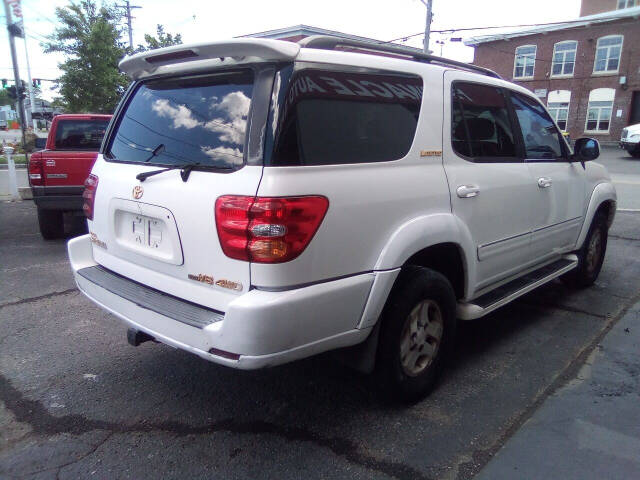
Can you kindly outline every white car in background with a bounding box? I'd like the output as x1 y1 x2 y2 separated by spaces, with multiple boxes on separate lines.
68 36 617 402
620 123 640 158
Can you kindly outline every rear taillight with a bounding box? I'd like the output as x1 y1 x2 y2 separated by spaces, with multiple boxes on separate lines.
82 174 99 220
215 195 329 263
28 155 44 186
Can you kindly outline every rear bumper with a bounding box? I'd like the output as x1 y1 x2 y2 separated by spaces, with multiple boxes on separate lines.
68 234 375 369
32 186 84 211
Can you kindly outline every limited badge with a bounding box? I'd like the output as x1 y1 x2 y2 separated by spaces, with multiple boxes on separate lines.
132 185 144 199
420 150 442 157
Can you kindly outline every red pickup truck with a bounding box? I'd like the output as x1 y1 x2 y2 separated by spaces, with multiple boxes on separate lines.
29 114 112 239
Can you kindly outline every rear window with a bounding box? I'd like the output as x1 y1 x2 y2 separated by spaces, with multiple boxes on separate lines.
107 70 253 168
54 120 109 150
270 68 422 166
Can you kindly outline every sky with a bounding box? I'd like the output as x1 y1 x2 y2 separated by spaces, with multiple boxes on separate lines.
1 0 582 101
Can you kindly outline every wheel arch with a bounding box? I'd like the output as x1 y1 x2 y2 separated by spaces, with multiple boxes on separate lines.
373 213 475 299
575 182 617 250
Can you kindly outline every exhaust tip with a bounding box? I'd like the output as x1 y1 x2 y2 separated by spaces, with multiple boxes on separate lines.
127 328 154 347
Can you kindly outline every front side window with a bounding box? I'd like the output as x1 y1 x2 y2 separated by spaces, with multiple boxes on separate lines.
594 36 623 73
54 119 109 150
514 45 536 79
551 41 577 77
452 82 517 161
107 70 254 168
270 68 422 166
511 93 564 160
585 88 615 132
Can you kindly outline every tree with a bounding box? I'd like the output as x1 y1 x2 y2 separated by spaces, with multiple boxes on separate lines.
0 89 13 107
43 1 129 114
136 25 183 52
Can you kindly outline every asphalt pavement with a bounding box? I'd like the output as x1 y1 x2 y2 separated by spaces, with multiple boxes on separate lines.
1 202 640 480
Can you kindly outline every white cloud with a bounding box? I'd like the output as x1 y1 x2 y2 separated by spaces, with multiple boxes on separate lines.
203 91 251 146
151 99 200 129
200 145 243 165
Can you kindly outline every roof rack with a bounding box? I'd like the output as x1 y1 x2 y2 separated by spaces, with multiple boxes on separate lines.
298 35 501 79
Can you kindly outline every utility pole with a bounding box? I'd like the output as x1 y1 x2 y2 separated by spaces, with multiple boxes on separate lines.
3 0 27 151
118 0 141 50
420 0 434 54
23 29 37 130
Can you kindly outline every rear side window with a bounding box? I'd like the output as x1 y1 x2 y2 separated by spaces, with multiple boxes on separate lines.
510 93 564 160
54 120 109 150
270 68 422 166
452 82 517 161
107 70 253 168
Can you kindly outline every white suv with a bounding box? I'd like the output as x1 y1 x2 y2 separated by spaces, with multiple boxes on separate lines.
620 123 640 158
68 36 617 401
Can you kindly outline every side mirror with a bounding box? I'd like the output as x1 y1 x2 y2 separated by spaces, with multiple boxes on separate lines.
572 137 599 162
35 137 47 150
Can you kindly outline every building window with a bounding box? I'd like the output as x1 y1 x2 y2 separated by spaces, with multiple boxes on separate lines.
547 90 571 131
617 0 638 9
585 88 615 133
594 35 623 73
513 45 536 79
551 41 577 77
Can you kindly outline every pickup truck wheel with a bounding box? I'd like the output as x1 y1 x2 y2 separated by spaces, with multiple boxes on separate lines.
376 266 457 403
562 212 608 288
37 208 64 240
631 149 640 159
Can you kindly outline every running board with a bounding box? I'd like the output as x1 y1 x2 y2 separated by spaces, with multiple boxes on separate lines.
457 255 578 320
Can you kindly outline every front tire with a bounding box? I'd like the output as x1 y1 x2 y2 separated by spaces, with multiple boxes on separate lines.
563 211 608 288
375 266 457 402
630 149 640 159
37 208 64 240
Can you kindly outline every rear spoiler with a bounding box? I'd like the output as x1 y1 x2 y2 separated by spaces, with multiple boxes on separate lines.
119 39 300 80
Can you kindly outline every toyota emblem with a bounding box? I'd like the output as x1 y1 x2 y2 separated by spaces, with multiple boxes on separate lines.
132 185 144 199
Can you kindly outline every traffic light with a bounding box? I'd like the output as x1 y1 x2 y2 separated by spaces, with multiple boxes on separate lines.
1 79 7 89
18 80 27 100
32 78 41 88
7 83 27 101
7 23 24 38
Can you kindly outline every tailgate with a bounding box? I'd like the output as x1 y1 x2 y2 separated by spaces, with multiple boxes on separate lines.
89 158 262 312
86 66 274 313
41 150 97 186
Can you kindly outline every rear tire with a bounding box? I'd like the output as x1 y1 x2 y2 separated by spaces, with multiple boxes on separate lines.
375 266 457 403
562 211 608 288
630 149 640 159
37 208 64 240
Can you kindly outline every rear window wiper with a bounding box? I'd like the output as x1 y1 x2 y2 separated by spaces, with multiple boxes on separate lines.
136 162 232 182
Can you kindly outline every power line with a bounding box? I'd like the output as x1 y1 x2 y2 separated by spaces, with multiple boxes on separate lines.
381 15 637 44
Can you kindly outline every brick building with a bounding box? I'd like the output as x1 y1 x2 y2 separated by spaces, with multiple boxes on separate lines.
465 1 640 143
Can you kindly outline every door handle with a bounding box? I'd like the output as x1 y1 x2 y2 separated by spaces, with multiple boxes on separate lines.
456 184 480 198
537 177 553 188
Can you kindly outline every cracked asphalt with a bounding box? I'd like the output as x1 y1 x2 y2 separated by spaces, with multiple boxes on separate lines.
1 200 640 480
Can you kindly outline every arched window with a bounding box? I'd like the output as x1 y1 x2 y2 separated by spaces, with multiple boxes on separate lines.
551 41 577 77
585 88 615 133
547 90 571 131
513 45 536 79
594 35 623 73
